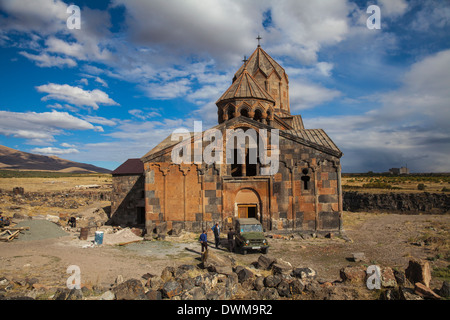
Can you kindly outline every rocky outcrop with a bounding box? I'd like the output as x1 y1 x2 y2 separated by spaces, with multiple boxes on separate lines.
343 191 450 214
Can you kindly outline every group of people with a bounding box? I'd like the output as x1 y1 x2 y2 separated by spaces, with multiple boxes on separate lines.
199 223 235 253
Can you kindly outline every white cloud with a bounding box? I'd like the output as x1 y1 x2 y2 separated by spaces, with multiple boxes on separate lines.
61 142 76 148
289 80 341 111
142 79 192 100
19 51 77 68
36 83 119 110
82 115 117 126
378 0 409 17
0 110 102 144
31 147 80 155
306 49 450 173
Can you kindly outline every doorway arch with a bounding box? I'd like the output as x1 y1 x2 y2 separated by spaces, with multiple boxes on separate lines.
234 188 261 220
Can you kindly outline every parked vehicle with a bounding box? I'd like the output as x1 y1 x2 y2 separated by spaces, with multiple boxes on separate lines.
234 218 269 255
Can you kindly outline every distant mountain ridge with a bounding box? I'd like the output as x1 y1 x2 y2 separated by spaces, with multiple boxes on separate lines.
0 145 111 173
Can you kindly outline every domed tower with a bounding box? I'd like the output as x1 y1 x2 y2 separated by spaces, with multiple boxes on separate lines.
216 42 291 125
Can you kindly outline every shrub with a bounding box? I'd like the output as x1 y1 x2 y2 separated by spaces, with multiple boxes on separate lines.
417 183 426 190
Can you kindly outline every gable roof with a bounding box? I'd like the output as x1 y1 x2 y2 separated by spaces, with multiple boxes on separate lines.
141 116 342 162
112 158 144 175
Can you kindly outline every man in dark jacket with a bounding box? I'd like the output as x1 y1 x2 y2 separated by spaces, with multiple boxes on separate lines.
212 223 220 248
227 228 235 252
199 230 208 253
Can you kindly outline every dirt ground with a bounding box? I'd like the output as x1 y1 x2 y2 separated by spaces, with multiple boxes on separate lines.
1 209 448 293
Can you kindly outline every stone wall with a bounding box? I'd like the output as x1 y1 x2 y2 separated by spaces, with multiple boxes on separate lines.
111 174 145 227
343 191 450 214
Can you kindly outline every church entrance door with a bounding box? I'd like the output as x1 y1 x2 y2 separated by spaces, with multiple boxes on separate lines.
237 204 257 219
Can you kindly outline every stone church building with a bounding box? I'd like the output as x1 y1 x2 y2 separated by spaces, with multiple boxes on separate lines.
111 44 343 234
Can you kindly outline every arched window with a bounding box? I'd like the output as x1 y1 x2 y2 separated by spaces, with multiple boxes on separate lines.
227 106 235 120
301 168 311 190
240 108 249 118
254 109 263 122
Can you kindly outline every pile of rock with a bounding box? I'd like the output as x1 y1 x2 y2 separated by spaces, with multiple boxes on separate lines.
339 257 447 300
1 255 447 300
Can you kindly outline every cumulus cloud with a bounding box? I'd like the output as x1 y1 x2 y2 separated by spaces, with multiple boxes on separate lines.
36 83 119 110
307 49 450 173
0 110 102 144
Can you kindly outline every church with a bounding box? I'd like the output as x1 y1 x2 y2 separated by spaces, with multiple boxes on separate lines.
110 41 344 235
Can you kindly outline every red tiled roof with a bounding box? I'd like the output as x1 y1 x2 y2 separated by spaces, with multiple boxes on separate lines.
112 158 144 175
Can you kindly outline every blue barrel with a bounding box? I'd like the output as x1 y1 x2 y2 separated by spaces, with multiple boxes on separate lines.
95 231 104 245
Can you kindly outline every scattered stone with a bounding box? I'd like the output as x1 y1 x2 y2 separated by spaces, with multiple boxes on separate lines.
277 280 291 297
271 259 292 275
99 290 115 300
255 255 276 270
162 280 182 299
380 267 397 288
237 268 254 283
259 287 279 300
439 281 449 298
405 258 431 288
290 279 305 294
340 266 367 283
113 279 146 300
264 274 282 288
145 289 162 300
351 252 366 262
292 267 316 280
414 282 441 300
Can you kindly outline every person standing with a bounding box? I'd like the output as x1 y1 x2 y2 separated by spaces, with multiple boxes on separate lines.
227 228 235 252
212 223 220 248
199 230 208 253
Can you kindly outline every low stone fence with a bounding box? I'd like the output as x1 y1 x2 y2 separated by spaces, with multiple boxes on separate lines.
343 191 450 214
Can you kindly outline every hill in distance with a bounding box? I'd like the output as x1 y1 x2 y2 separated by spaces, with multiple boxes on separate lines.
0 145 111 173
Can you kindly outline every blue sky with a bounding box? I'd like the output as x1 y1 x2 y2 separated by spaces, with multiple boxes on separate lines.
0 0 449 173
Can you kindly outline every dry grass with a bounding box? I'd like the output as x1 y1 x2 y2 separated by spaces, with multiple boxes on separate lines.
0 175 111 193
342 175 450 194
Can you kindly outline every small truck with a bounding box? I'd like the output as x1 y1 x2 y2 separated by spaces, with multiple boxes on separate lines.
234 218 269 255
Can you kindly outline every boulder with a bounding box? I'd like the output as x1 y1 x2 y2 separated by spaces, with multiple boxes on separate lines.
156 222 168 235
277 280 291 297
160 266 175 282
271 259 292 275
380 267 397 288
253 276 265 291
259 287 279 300
405 258 431 288
290 279 305 294
255 255 276 270
292 267 316 280
340 266 366 283
99 290 115 300
113 279 146 300
162 280 182 299
237 268 254 283
264 274 282 288
351 252 366 262
145 290 162 300
440 281 449 298
414 282 441 300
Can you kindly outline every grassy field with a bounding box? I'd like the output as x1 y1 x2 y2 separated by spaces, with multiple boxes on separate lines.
342 173 450 194
0 170 112 192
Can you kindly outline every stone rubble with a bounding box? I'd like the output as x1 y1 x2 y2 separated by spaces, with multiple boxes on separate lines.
0 255 446 300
